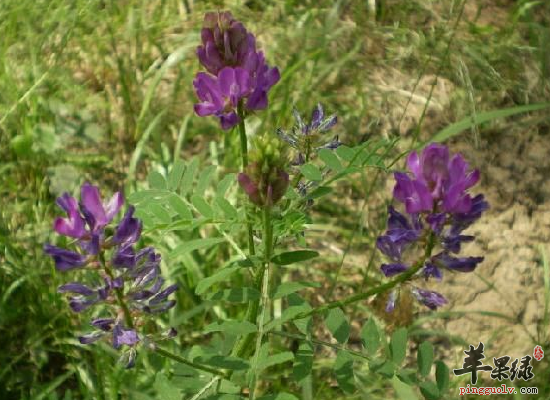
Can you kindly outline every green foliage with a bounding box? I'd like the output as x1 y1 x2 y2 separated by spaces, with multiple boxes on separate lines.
2 0 549 399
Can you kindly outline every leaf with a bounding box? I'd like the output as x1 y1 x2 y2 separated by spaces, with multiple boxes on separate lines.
195 265 242 295
257 351 294 371
206 288 260 303
293 342 313 384
325 308 350 344
167 194 192 220
417 341 434 377
391 327 408 366
215 196 238 219
370 358 395 378
128 189 169 204
203 395 242 400
299 164 322 181
148 171 167 190
149 204 171 224
430 103 550 143
435 361 449 393
391 376 420 400
154 373 180 400
180 157 199 196
271 250 319 266
170 237 225 260
168 159 186 191
196 165 217 196
334 350 355 394
306 186 332 200
287 293 312 335
318 148 343 171
217 173 237 197
419 381 440 400
360 318 380 356
335 145 355 161
191 194 214 218
271 281 321 299
195 355 249 371
204 320 257 335
256 393 299 400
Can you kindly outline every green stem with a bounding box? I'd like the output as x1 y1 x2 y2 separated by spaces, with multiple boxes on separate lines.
249 206 273 400
100 254 134 329
277 232 436 324
152 345 229 378
237 104 255 256
231 207 273 359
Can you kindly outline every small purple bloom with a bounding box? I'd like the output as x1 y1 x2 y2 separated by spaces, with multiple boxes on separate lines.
380 263 409 277
112 323 139 349
412 287 448 310
113 206 142 245
194 11 280 129
58 282 95 296
393 172 433 213
244 52 280 110
78 332 105 344
44 244 87 271
432 253 484 273
386 290 397 313
144 300 176 314
197 11 256 75
422 263 443 280
149 284 178 305
54 193 86 238
193 68 251 130
91 318 115 331
80 182 124 231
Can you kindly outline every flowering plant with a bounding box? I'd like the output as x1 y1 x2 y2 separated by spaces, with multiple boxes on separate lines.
42 10 490 400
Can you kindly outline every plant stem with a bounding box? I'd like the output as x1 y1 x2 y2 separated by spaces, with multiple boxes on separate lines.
249 206 273 400
100 254 134 329
279 234 435 323
237 104 256 256
152 345 229 378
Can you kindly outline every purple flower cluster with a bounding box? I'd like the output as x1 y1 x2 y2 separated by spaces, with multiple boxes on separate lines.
377 144 488 311
278 103 340 166
193 11 280 130
44 183 177 368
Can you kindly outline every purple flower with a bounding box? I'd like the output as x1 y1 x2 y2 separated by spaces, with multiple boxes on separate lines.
377 144 487 312
398 144 480 214
197 11 256 75
244 52 280 110
44 244 87 271
193 67 251 130
193 11 280 129
393 172 433 213
58 282 95 296
386 291 398 313
54 193 86 239
376 206 421 264
47 183 178 367
80 182 124 231
411 287 448 310
277 103 340 165
432 253 484 273
380 263 409 277
113 206 142 245
113 323 140 349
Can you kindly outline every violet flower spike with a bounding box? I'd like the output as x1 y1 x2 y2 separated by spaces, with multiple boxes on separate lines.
377 143 487 311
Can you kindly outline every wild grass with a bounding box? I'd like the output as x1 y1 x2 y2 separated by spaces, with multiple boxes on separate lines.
1 0 549 399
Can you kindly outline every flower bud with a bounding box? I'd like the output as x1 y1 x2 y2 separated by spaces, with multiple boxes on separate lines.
238 135 289 207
